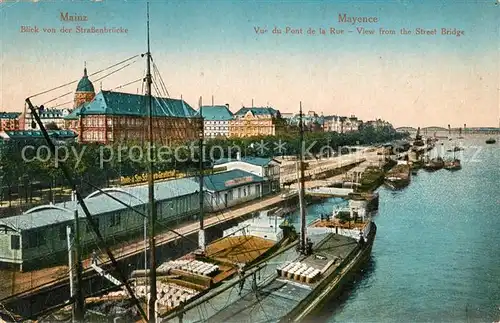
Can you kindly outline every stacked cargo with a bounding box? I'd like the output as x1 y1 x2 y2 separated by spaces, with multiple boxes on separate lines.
276 262 320 284
134 283 198 309
158 259 219 276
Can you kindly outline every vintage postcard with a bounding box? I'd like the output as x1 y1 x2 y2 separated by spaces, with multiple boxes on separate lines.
0 0 498 322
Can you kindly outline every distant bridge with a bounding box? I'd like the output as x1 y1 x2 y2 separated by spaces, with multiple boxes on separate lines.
395 126 448 132
395 126 417 132
395 126 499 134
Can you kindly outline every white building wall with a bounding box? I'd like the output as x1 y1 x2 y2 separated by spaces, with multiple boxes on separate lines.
204 120 230 138
0 231 22 264
208 183 262 211
218 161 263 177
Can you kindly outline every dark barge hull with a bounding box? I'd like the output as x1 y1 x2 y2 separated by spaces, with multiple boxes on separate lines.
281 222 377 322
384 179 409 190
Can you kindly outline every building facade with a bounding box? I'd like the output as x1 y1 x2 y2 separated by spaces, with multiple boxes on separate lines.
64 91 199 145
229 107 284 138
0 112 21 131
65 92 199 145
322 115 340 132
61 66 200 145
198 105 233 138
214 155 281 195
24 109 72 130
322 115 361 133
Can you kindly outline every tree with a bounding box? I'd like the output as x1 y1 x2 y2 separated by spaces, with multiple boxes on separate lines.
45 122 60 130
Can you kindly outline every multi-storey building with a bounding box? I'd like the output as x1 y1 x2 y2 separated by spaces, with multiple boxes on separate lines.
198 105 233 138
65 90 199 144
322 115 340 132
322 115 361 133
24 108 72 130
62 66 200 145
0 112 21 131
344 115 361 132
229 106 284 138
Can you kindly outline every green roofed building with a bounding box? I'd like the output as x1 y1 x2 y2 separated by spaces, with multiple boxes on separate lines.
64 89 200 144
196 104 234 138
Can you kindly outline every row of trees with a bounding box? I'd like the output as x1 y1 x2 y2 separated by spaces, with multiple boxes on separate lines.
0 122 406 192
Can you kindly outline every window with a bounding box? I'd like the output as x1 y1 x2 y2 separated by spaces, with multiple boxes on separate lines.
59 225 66 240
11 235 20 250
38 234 46 246
87 218 99 232
110 214 121 227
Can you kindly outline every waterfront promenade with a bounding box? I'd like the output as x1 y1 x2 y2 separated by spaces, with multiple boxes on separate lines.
289 148 386 189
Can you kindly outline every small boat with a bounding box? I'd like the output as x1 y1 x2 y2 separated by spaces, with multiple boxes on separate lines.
444 159 461 171
423 157 444 171
446 146 463 152
485 138 496 144
384 162 410 189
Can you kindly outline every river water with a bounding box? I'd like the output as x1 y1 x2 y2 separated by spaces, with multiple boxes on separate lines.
299 136 499 323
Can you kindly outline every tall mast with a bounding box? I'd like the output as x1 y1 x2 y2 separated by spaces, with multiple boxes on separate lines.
145 2 157 322
72 190 84 322
298 102 307 254
198 97 205 251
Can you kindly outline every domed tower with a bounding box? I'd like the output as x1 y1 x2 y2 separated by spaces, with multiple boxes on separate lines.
74 64 95 108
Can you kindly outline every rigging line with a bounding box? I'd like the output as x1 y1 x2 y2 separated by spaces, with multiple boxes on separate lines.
152 63 168 98
28 54 141 99
153 61 171 98
254 292 272 322
153 82 175 118
81 180 198 245
42 91 73 106
153 75 175 115
151 81 173 116
26 99 147 322
110 78 144 91
92 59 139 83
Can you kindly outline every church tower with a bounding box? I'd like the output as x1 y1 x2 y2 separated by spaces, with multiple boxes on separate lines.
74 63 95 108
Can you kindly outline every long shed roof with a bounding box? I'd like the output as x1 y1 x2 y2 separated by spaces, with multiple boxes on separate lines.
0 169 263 231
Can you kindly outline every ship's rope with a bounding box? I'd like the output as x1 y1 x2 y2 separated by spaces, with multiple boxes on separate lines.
28 54 140 99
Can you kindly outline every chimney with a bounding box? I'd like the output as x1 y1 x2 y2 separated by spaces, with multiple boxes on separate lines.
236 151 241 161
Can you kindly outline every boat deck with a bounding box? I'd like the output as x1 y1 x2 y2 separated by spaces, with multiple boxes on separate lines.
172 233 358 323
206 236 276 266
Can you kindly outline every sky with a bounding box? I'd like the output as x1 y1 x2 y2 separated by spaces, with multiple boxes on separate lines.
0 0 499 128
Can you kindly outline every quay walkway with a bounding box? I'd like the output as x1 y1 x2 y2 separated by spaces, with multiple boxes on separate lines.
305 187 354 198
290 149 387 190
